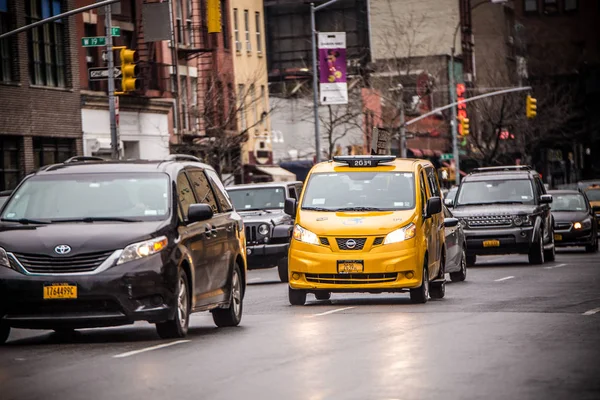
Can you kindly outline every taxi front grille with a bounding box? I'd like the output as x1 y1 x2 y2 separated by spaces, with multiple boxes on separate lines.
373 237 384 246
320 237 330 246
305 273 398 285
336 238 366 250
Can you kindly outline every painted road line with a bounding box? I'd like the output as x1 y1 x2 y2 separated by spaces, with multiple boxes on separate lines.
582 308 600 316
494 276 515 282
313 307 356 317
544 263 567 270
113 340 191 358
248 277 262 283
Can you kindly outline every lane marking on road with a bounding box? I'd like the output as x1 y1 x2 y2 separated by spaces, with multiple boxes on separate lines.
494 276 515 282
113 340 191 358
248 277 262 283
544 263 567 270
312 307 356 317
583 308 600 316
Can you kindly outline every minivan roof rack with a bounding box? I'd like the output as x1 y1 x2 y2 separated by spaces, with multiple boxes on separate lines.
471 165 532 173
63 156 106 164
333 155 396 167
165 154 203 163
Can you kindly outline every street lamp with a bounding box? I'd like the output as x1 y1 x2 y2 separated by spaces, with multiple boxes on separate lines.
310 0 339 163
449 0 507 185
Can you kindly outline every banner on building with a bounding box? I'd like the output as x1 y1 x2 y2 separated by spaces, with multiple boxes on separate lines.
318 32 348 105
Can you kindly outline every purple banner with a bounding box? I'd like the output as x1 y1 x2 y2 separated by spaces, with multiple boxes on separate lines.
318 32 348 105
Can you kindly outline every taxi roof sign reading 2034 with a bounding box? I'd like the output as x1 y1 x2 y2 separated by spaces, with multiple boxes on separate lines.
333 155 396 168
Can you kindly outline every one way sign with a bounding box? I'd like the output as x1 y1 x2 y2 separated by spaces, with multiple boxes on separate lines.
88 67 122 81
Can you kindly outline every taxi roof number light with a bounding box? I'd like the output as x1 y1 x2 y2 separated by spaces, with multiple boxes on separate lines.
332 155 396 168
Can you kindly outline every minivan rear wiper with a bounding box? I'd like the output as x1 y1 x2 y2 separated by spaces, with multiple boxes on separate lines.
51 217 141 223
0 218 50 225
334 207 384 212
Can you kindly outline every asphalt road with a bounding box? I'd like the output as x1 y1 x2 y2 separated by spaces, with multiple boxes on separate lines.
2 249 599 400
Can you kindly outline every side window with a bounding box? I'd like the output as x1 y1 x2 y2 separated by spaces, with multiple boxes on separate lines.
535 178 545 196
426 167 441 198
419 169 428 214
443 206 452 219
177 173 197 220
187 169 219 214
295 183 303 197
288 186 297 200
205 169 234 212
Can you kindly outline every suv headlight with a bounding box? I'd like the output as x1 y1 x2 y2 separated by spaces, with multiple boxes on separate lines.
292 224 319 245
258 224 270 236
117 236 168 265
574 219 592 230
0 247 12 270
514 215 532 226
384 223 416 245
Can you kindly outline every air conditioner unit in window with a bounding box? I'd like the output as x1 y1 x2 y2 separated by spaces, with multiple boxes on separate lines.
236 41 242 52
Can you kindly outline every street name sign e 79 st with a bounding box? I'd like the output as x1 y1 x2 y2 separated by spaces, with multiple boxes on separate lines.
88 67 122 81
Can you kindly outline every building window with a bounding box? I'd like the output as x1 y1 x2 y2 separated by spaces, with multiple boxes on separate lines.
260 85 266 123
180 76 189 131
221 0 229 49
0 0 14 83
233 8 240 52
186 0 192 45
543 0 558 14
250 84 257 125
191 77 198 131
238 84 246 131
33 138 74 169
255 12 262 53
176 0 183 44
564 0 577 12
26 0 66 87
244 10 250 52
0 136 22 191
524 0 538 12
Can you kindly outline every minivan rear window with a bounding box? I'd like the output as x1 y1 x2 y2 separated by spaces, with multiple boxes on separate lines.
301 172 415 211
0 173 170 222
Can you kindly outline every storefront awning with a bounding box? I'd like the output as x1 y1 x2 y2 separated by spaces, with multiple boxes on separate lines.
255 166 297 182
422 149 434 157
408 148 423 157
433 150 443 157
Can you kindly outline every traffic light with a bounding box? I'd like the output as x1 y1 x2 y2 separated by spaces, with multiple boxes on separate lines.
460 117 470 136
120 48 140 93
526 94 537 119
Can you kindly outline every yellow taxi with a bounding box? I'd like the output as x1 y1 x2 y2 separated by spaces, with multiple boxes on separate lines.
284 155 453 305
584 184 600 232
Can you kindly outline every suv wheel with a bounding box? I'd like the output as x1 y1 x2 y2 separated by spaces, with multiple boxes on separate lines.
277 257 289 283
212 264 244 327
528 228 545 265
544 229 556 262
410 263 429 304
288 287 306 306
156 268 190 339
450 248 467 282
0 322 10 345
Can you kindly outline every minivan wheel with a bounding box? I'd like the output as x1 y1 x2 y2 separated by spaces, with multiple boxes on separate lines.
156 268 190 339
410 264 429 304
450 248 467 282
0 323 10 345
528 229 545 265
288 287 307 306
277 257 289 283
212 264 244 327
429 281 445 299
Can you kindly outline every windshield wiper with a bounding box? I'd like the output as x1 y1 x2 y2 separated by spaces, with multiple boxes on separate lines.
334 207 385 212
50 217 141 223
0 218 51 225
240 208 272 213
302 207 334 212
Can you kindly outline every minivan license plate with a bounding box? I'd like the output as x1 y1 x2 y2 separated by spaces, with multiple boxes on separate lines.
43 283 77 300
338 260 364 273
483 240 500 248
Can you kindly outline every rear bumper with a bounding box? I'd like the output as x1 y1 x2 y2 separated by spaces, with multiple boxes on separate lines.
464 226 534 256
246 243 288 269
0 254 177 330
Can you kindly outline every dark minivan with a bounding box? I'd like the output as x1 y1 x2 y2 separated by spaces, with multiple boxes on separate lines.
0 155 247 344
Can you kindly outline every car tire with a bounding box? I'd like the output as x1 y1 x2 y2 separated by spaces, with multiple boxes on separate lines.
212 264 244 327
450 248 467 282
314 291 331 301
156 268 190 339
0 322 9 345
410 264 429 304
528 229 545 265
429 281 445 299
585 234 598 253
277 257 289 283
288 287 306 306
466 254 476 267
544 233 556 262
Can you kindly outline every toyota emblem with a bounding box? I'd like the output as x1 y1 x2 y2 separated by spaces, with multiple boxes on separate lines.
54 245 72 255
345 239 356 249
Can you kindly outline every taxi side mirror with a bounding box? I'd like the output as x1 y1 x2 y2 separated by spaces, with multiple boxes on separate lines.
426 197 442 217
284 198 297 217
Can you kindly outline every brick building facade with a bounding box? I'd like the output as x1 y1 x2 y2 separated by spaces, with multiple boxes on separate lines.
0 0 82 191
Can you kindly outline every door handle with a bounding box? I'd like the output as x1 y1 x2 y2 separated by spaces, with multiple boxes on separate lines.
205 226 213 238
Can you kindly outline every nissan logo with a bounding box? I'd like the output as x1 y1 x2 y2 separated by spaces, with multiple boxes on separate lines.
54 245 72 255
345 239 357 249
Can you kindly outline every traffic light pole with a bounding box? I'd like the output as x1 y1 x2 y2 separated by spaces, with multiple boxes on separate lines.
104 4 119 160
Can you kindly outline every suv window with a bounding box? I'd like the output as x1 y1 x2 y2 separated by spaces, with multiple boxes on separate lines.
456 178 535 206
177 173 196 220
534 177 545 198
205 169 233 212
288 186 297 200
187 169 219 214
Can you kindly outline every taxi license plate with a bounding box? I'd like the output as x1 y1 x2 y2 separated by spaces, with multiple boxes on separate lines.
337 260 364 274
483 240 500 248
554 234 562 241
43 283 77 300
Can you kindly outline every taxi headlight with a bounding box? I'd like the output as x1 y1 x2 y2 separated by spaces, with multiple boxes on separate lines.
292 224 319 245
117 236 168 265
384 223 416 245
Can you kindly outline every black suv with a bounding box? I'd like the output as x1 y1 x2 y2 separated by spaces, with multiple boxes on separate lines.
448 166 555 265
0 155 247 344
227 182 302 282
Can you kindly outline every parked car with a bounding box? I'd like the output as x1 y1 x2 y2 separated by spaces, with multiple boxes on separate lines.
582 184 600 232
285 155 448 305
443 205 467 282
227 182 302 282
448 165 555 266
0 155 247 344
548 190 598 252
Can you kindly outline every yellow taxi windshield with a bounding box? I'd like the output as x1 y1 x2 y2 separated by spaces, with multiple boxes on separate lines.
300 171 415 212
585 188 600 202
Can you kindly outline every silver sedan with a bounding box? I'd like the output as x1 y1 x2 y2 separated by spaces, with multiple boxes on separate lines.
443 205 467 282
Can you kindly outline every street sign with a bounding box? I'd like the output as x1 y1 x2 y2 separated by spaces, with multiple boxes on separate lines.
111 27 120 37
102 50 108 62
88 67 121 81
440 153 454 160
82 36 106 47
